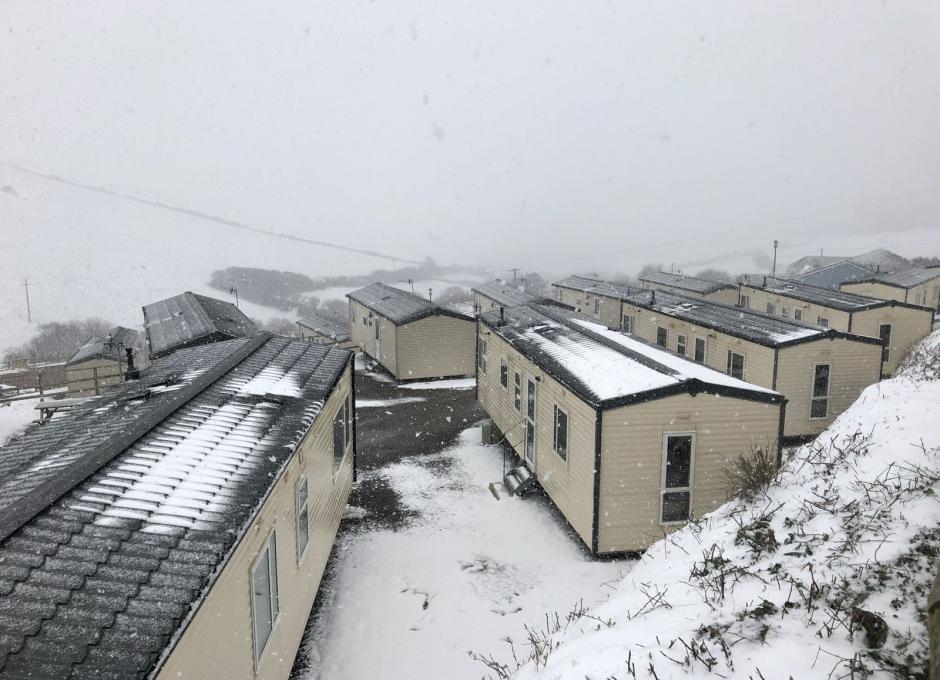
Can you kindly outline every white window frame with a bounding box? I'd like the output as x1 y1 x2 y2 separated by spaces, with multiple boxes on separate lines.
676 334 687 356
766 302 776 315
296 476 310 562
693 336 707 364
500 357 508 389
809 363 830 420
727 350 745 380
794 308 803 321
513 371 522 412
250 532 280 665
656 327 668 348
738 294 750 308
332 402 348 478
479 337 488 373
879 323 892 364
817 316 829 328
660 432 695 526
552 404 569 463
622 314 635 333
781 305 790 318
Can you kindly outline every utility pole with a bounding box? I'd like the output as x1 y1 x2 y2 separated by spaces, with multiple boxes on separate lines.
428 288 433 301
508 268 521 282
772 240 779 278
408 278 415 294
229 286 239 307
24 279 31 323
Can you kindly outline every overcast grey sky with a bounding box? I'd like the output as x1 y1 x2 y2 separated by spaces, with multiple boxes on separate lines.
2 0 939 278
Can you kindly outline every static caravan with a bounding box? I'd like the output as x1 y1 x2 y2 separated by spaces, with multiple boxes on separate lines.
739 276 934 377
472 280 539 315
477 304 784 556
639 271 739 305
840 268 940 310
297 312 356 349
0 334 355 680
64 325 149 397
793 261 874 290
347 282 475 381
619 290 882 439
551 275 637 330
143 291 259 359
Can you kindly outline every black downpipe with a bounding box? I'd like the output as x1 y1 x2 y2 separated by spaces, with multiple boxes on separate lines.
350 357 358 483
591 408 603 557
776 400 787 466
771 348 779 391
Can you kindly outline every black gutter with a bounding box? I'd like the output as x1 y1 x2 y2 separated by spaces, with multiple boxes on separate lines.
591 408 603 557
350 355 358 483
771 348 779 391
776 399 788 466
474 319 481 403
0 332 272 544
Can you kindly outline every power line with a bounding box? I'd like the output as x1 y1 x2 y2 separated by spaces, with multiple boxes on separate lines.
0 161 425 266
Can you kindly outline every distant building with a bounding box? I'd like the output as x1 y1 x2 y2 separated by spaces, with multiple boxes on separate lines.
64 325 148 397
477 303 784 556
840 268 940 309
785 248 910 277
297 312 355 348
143 291 258 359
619 290 882 438
793 260 874 290
638 271 739 305
551 275 638 329
472 279 539 314
347 282 475 380
739 276 935 376
0 333 355 680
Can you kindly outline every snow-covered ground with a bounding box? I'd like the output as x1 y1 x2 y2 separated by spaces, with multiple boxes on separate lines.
0 399 41 445
399 377 476 391
492 330 940 680
297 428 626 680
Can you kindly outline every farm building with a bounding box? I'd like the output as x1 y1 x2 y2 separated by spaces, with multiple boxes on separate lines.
551 275 637 330
64 325 148 397
0 333 355 680
477 303 785 556
297 312 355 348
472 279 539 314
618 290 883 438
793 260 874 289
638 271 739 305
347 282 475 381
143 291 258 359
738 276 935 376
840 268 940 309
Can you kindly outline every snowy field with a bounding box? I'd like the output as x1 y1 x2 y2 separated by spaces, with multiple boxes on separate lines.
296 428 627 680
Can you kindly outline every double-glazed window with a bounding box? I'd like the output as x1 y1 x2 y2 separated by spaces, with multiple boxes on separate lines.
661 434 693 524
781 306 790 318
810 364 830 419
251 533 279 661
552 405 568 461
766 302 775 315
593 298 601 315
739 294 750 309
296 477 309 558
656 327 668 348
333 402 348 473
879 324 892 363
500 358 508 388
676 335 687 356
513 372 522 412
726 351 745 379
817 316 829 328
794 308 803 321
622 315 635 333
478 337 488 373
693 337 706 363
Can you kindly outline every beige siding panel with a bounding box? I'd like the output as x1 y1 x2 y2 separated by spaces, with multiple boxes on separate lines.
553 285 622 329
477 327 597 547
348 300 398 377
775 338 881 437
840 281 906 303
851 305 934 376
156 366 354 680
641 282 738 306
739 285 853 330
474 292 502 315
598 394 781 553
621 301 775 386
396 315 476 380
297 327 357 350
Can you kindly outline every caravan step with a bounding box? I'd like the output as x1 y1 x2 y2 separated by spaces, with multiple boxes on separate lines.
511 465 532 483
504 472 522 495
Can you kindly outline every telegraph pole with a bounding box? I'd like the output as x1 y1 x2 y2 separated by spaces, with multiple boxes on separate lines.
772 240 779 278
24 279 31 322
508 267 521 282
229 286 239 307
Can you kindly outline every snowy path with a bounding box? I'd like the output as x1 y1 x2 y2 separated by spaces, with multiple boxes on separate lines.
294 428 628 680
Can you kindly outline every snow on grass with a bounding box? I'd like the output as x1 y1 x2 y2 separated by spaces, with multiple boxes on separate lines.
0 399 39 446
356 397 426 408
398 377 476 391
492 330 940 680
298 429 626 680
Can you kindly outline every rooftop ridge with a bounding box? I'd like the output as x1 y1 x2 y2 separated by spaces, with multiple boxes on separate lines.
0 333 272 544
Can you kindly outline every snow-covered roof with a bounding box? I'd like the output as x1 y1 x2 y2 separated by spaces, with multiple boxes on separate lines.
848 267 940 289
741 275 888 312
66 325 140 366
347 282 472 325
481 305 781 408
793 260 874 290
848 247 911 273
639 271 736 294
552 275 637 300
143 291 259 358
472 279 539 308
623 290 878 348
0 334 352 679
297 312 350 341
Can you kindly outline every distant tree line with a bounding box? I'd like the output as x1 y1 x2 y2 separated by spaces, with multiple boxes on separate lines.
3 318 113 364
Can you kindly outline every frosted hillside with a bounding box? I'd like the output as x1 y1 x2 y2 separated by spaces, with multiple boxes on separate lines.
490 331 940 680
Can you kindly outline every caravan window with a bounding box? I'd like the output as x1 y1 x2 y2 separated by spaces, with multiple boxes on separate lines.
661 434 693 524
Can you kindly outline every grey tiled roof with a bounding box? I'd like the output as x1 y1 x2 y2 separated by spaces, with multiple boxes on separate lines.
850 267 940 289
639 271 735 294
297 312 350 341
848 248 910 273
793 261 874 290
741 276 886 312
0 334 352 679
552 275 637 300
472 280 538 308
622 290 880 348
346 282 472 325
66 327 140 367
142 292 258 359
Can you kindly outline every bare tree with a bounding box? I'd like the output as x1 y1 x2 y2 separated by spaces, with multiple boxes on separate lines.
3 318 114 364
